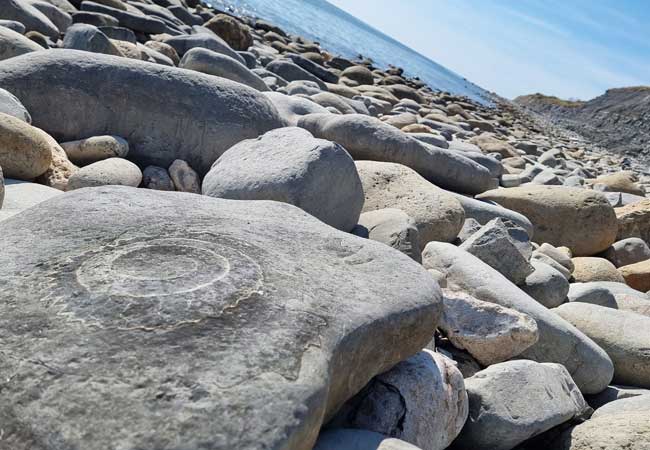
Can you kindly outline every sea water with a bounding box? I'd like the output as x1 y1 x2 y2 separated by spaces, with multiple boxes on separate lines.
206 0 491 103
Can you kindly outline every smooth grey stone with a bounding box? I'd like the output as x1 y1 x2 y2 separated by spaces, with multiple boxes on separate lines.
80 1 173 35
549 412 650 450
237 50 257 69
456 151 503 178
298 114 494 195
168 4 202 26
285 52 338 83
448 191 534 237
253 67 289 87
0 179 62 222
180 47 269 91
460 218 534 284
568 282 618 307
0 0 59 38
602 237 650 267
0 23 42 60
266 58 327 90
310 92 357 114
27 0 72 32
586 385 650 409
0 88 31 123
138 42 174 66
314 429 422 450
451 360 591 450
128 1 183 27
62 23 122 55
98 25 135 43
0 185 442 449
168 159 200 193
67 157 142 190
72 11 119 27
0 19 26 33
521 260 569 308
142 165 174 191
592 394 650 418
422 242 614 394
536 242 574 272
264 91 329 127
0 50 283 175
285 80 323 96
60 135 128 166
202 127 364 232
330 350 467 450
555 302 650 388
356 208 421 262
163 33 245 64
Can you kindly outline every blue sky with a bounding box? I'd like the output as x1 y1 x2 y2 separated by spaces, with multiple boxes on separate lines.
328 0 650 100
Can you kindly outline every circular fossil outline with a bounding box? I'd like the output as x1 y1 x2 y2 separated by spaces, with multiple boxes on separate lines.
65 236 264 328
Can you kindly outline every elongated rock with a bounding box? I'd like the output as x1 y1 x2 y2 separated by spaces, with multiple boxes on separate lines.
0 186 441 450
0 50 283 175
0 25 43 61
180 47 270 92
554 302 650 388
422 242 614 394
477 186 618 256
0 0 60 39
298 114 495 194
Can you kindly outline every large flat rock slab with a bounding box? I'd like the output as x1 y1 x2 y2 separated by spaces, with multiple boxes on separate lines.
0 186 441 450
0 50 284 175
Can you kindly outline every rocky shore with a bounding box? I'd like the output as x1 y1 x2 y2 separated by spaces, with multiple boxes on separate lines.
1 1 650 449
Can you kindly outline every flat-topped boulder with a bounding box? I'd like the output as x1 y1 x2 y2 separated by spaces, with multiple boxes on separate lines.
0 186 441 450
0 50 283 175
356 161 465 246
477 186 618 256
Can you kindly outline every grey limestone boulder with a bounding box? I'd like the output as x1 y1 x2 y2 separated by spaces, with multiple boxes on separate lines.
0 178 62 222
67 157 142 190
142 165 174 191
0 0 60 38
179 47 269 91
451 360 591 450
355 208 421 262
586 384 650 409
266 58 327 89
202 127 364 232
264 91 330 127
592 394 650 418
60 135 129 166
0 186 442 450
356 160 464 247
0 50 284 175
520 260 569 308
422 242 614 394
298 113 496 195
551 413 650 450
602 237 650 268
62 23 123 55
330 350 468 450
0 24 43 60
554 302 650 388
459 218 534 284
0 88 31 123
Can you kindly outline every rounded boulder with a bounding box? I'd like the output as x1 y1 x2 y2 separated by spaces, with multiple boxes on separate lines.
477 186 618 256
202 127 364 232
